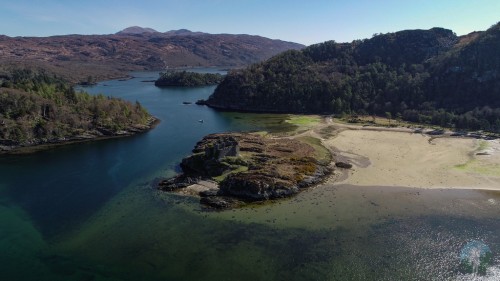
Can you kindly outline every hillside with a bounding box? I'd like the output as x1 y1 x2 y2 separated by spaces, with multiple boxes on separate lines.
206 23 500 132
0 69 155 153
154 71 225 87
0 27 303 83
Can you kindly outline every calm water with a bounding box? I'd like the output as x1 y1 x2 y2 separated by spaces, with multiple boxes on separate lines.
1 70 499 281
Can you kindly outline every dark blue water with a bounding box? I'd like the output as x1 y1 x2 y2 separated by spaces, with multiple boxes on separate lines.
1 70 288 238
1 70 499 281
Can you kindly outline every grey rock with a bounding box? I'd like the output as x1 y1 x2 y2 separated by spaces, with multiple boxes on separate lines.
335 162 353 169
199 189 220 197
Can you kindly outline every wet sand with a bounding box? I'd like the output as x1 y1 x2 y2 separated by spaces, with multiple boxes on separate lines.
324 128 500 190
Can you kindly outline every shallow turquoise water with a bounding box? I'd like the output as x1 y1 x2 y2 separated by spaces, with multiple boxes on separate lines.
1 70 499 280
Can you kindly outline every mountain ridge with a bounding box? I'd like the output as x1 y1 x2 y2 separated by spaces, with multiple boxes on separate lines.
0 29 304 83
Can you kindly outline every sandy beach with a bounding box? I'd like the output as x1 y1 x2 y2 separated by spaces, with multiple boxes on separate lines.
324 127 500 190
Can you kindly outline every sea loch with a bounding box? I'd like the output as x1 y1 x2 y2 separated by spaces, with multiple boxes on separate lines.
1 70 499 280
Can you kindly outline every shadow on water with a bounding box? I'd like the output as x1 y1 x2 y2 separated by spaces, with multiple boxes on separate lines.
9 183 500 281
0 71 296 240
2 138 132 237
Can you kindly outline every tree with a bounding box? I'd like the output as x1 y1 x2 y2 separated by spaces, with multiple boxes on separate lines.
385 112 392 124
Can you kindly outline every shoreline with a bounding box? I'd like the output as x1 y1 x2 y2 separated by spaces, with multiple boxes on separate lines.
0 117 160 155
321 121 500 191
162 115 500 208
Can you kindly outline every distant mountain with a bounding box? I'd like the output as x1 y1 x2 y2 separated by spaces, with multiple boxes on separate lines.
117 26 205 36
164 29 206 36
206 23 500 132
116 26 159 34
0 29 304 83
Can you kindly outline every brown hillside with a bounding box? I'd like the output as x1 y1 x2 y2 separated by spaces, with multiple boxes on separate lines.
0 31 303 83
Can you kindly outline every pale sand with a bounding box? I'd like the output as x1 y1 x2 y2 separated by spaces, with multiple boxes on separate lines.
324 129 500 190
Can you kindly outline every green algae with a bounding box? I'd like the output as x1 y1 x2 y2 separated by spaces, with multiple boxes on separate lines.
454 140 500 176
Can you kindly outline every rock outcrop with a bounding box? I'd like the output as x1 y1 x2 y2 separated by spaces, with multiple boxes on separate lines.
335 162 353 169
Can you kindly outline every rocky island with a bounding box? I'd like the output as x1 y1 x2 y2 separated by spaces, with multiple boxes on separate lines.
158 132 334 209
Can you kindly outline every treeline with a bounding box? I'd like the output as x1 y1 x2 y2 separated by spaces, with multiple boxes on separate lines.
155 71 225 87
207 23 500 132
0 69 152 144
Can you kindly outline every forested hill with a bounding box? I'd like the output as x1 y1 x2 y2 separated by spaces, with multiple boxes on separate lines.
206 23 500 132
0 69 155 152
155 71 225 87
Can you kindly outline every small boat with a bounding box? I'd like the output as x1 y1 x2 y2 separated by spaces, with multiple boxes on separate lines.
198 119 204 123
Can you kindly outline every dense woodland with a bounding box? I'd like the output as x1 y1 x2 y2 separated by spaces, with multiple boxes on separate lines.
155 71 225 87
207 23 500 132
0 69 152 145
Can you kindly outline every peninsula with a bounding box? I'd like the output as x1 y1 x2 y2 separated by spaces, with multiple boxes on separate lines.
0 69 156 154
159 114 500 209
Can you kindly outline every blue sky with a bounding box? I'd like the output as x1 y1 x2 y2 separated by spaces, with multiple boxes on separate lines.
1 0 498 45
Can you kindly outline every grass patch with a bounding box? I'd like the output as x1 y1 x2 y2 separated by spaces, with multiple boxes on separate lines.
274 115 322 137
252 131 269 137
336 115 429 129
285 115 321 126
297 136 332 165
212 166 248 183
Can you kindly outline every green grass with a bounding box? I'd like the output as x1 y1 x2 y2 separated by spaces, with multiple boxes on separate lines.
335 116 429 129
212 166 249 183
297 136 332 165
285 115 321 126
